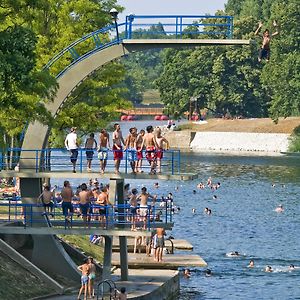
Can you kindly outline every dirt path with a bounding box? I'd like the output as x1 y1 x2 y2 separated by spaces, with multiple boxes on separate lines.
184 117 300 134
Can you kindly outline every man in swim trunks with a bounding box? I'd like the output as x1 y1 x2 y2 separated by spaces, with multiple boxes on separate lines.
140 125 158 174
88 257 96 299
155 227 165 262
64 127 79 173
95 186 111 226
125 127 138 173
77 258 90 300
112 123 125 174
98 129 110 174
137 187 156 229
60 180 74 222
78 183 93 226
155 127 169 173
85 133 97 172
38 185 54 217
255 20 279 62
136 129 145 173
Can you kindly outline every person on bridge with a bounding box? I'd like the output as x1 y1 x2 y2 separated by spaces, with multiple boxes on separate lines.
112 123 125 174
140 125 158 175
255 20 279 62
60 180 74 223
136 129 145 173
85 133 97 172
125 127 138 173
77 258 90 300
78 183 93 226
98 129 110 174
64 127 79 173
155 127 170 174
38 185 54 217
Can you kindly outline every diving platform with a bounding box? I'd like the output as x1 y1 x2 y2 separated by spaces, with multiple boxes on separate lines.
0 170 198 181
112 252 207 269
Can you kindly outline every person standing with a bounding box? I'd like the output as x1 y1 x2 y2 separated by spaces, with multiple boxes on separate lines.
78 183 92 226
98 129 110 174
155 227 165 262
77 258 90 300
125 127 138 173
60 180 74 223
136 129 145 173
64 127 79 173
85 133 97 172
155 128 170 174
38 185 54 217
88 257 96 299
112 123 125 174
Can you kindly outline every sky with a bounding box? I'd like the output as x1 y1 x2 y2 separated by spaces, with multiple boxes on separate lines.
117 0 228 20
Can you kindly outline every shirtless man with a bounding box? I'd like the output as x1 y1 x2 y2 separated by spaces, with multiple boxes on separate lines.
96 187 111 226
88 257 96 299
125 127 138 173
155 128 170 174
38 185 54 216
137 187 156 229
98 129 110 173
136 129 145 173
85 133 97 172
155 227 165 262
140 125 158 175
255 21 279 62
129 188 138 230
77 258 90 300
78 183 92 225
60 180 74 222
112 123 125 174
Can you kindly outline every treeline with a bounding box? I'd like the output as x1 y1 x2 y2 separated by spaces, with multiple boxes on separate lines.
0 0 130 149
122 0 299 120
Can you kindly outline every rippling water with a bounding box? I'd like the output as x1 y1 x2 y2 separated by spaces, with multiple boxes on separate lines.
52 147 300 300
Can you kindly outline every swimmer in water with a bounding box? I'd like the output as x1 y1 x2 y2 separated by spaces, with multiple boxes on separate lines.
207 209 212 215
192 208 196 214
248 260 255 268
275 204 284 213
193 189 197 194
183 268 191 278
205 269 212 277
265 265 273 272
289 264 295 270
227 251 240 257
154 182 159 188
213 195 217 200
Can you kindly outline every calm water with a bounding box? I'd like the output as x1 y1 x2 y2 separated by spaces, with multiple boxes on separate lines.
54 122 300 299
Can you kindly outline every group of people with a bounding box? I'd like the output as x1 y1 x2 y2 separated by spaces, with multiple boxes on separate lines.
64 124 169 175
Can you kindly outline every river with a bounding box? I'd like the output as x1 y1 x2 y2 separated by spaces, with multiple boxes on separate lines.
53 120 299 299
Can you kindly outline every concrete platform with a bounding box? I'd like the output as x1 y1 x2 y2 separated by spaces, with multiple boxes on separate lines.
112 237 193 252
41 269 179 300
0 170 198 181
112 253 207 269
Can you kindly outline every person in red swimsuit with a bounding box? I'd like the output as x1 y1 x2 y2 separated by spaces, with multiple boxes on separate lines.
112 123 125 174
155 127 169 173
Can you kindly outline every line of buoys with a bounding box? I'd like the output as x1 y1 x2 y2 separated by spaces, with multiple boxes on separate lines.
120 115 137 121
154 115 169 121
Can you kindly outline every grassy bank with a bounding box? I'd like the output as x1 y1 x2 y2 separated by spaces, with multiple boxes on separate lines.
0 251 55 300
60 235 104 265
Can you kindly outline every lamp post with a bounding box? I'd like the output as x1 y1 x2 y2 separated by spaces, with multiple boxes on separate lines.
109 8 120 43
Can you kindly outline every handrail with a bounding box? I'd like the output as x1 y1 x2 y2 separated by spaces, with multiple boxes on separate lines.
1 147 181 175
96 279 117 300
44 15 233 78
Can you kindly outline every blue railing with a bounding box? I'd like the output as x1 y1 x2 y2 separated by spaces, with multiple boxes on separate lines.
0 197 173 230
45 14 233 77
0 148 181 175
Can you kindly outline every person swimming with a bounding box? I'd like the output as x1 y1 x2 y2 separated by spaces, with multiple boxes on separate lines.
205 269 212 277
227 251 240 257
275 204 284 213
248 260 255 268
289 264 295 270
183 268 191 278
265 265 273 272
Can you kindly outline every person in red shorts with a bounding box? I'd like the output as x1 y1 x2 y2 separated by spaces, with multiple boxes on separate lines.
112 123 125 174
155 127 169 173
140 125 158 175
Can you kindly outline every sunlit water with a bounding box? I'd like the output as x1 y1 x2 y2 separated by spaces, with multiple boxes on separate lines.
53 122 300 299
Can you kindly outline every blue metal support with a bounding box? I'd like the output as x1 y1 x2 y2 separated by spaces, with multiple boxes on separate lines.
68 47 80 60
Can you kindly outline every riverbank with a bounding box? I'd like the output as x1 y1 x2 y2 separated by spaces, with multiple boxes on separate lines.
165 117 300 154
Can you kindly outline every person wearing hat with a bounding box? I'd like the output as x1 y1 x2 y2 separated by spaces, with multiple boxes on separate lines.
64 127 79 173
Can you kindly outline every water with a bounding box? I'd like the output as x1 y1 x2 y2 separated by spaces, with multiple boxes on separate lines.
52 150 300 300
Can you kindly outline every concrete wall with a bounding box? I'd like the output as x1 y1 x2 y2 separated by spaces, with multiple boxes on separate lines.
190 132 290 153
164 131 195 150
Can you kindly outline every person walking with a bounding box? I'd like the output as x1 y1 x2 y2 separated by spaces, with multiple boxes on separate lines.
85 133 97 172
65 127 79 173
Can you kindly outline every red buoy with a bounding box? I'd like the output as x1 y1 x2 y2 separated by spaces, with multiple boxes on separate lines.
154 115 161 120
121 115 127 121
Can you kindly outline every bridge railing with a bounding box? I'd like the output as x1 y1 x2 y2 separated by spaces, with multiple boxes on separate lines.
0 198 173 230
44 15 233 78
0 148 181 175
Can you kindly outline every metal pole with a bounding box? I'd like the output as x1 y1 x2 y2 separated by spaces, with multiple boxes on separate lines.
114 20 119 43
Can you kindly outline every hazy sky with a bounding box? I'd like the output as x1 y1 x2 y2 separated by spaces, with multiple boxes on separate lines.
117 0 228 20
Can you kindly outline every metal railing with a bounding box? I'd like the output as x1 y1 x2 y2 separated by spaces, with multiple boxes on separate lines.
0 197 173 230
0 147 181 175
44 15 234 78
